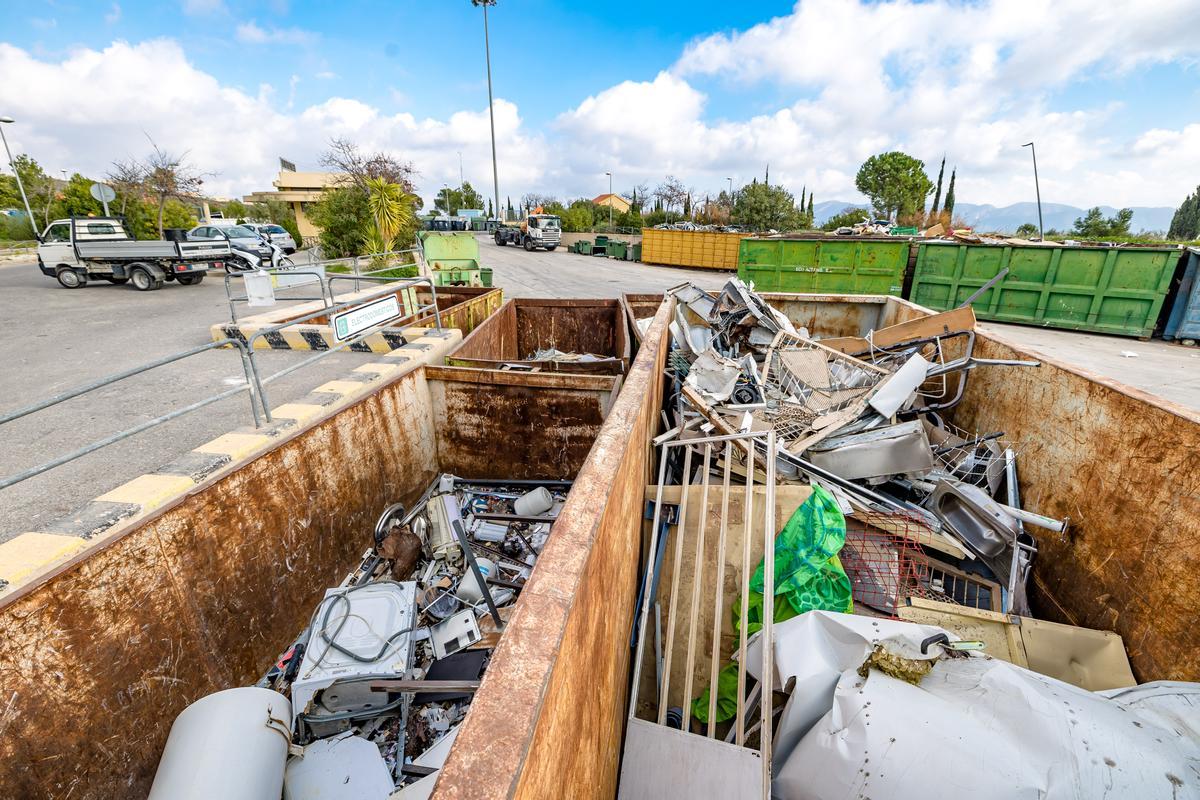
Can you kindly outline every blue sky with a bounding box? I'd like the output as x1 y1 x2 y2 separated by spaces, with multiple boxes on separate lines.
4 0 1200 214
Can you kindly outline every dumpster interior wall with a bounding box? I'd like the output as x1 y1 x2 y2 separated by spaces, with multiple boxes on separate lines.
951 331 1200 681
448 299 629 370
0 358 624 800
433 300 670 800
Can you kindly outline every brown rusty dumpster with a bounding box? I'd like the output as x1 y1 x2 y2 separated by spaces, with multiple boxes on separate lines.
446 298 631 375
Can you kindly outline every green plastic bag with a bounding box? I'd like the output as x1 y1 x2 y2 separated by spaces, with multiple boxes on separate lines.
693 485 853 723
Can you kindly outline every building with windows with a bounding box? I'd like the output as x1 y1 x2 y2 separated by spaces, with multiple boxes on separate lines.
244 168 344 241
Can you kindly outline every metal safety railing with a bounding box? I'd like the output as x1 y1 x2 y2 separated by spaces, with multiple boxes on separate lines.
224 248 427 323
0 271 442 492
242 275 441 421
0 338 265 491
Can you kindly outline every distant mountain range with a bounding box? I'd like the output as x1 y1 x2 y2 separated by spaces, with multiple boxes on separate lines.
812 200 1175 235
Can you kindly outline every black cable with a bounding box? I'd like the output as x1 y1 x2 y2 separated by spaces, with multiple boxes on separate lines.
308 581 414 665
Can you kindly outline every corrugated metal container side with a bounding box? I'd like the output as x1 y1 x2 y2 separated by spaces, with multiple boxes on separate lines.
910 242 1182 337
1163 248 1200 342
640 228 743 270
738 237 909 295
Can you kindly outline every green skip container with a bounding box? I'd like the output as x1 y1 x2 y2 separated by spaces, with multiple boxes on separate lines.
910 242 1182 338
737 237 909 295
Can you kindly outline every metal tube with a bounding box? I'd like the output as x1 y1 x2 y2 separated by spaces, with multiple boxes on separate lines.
629 441 672 722
481 0 501 228
0 338 250 427
708 440 732 738
736 439 754 747
1023 141 1044 241
681 443 711 733
760 430 777 791
0 382 256 490
658 445 693 726
0 123 38 241
451 519 504 628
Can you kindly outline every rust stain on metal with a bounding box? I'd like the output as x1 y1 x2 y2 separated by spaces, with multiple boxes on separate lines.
426 366 619 480
448 299 630 375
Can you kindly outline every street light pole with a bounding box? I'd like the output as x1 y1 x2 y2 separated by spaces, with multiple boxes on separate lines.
1022 142 1044 241
442 184 451 216
473 0 501 224
605 171 612 229
0 117 39 241
457 151 464 190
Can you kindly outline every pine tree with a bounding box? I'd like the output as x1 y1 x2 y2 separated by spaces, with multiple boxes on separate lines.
943 169 957 219
930 156 945 216
1168 186 1200 240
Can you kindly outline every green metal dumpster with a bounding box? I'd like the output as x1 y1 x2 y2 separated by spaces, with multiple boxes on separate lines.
737 237 909 295
910 242 1181 338
629 243 642 262
577 241 593 256
606 240 628 260
593 235 609 256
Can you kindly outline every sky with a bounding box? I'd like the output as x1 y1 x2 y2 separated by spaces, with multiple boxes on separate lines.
3 0 1200 213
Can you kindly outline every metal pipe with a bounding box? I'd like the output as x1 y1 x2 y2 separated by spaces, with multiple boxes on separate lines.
1022 142 1044 241
0 382 256 490
658 445 692 726
735 438 754 747
628 438 672 722
0 338 252 426
707 440 732 738
681 442 711 733
0 119 39 241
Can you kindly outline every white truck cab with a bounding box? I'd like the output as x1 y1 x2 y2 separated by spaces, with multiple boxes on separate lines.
37 217 231 291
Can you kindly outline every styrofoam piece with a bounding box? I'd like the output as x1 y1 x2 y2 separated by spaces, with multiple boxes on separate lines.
148 687 291 800
867 353 930 416
284 732 393 800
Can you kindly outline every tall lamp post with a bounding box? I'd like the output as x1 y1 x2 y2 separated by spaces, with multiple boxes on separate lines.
0 117 39 241
441 184 452 216
472 0 501 224
1022 142 1044 241
605 171 612 229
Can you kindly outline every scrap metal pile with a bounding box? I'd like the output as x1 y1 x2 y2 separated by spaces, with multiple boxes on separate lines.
617 280 1200 800
666 278 1060 616
150 475 568 800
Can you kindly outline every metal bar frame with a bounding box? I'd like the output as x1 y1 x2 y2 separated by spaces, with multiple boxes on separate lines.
629 430 778 797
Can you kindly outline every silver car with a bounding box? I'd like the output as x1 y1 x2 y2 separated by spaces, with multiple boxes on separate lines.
245 223 298 254
187 224 276 271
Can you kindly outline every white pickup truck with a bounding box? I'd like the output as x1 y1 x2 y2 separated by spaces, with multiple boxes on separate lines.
37 217 231 291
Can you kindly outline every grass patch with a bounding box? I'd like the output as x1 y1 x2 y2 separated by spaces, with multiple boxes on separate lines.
326 263 419 279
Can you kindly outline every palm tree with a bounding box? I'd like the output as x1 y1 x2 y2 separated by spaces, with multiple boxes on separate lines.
365 177 415 254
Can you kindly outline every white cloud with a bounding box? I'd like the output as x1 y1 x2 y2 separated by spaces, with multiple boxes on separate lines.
235 21 315 45
315 71 336 80
640 0 1200 207
105 4 122 25
0 40 543 210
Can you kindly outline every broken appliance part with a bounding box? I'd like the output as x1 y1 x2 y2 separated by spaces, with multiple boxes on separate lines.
430 609 482 661
290 581 418 738
148 687 292 800
283 731 394 800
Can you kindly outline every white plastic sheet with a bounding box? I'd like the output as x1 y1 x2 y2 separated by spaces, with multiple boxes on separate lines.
747 612 1200 800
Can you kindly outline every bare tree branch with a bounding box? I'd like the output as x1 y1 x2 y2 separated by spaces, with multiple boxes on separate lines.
320 137 418 192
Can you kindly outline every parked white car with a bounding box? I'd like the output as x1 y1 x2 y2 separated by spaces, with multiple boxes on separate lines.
243 223 298 254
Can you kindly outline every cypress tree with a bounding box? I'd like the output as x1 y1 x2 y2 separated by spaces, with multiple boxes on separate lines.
807 194 814 219
930 156 945 216
943 168 957 219
1168 186 1200 240
799 186 806 213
